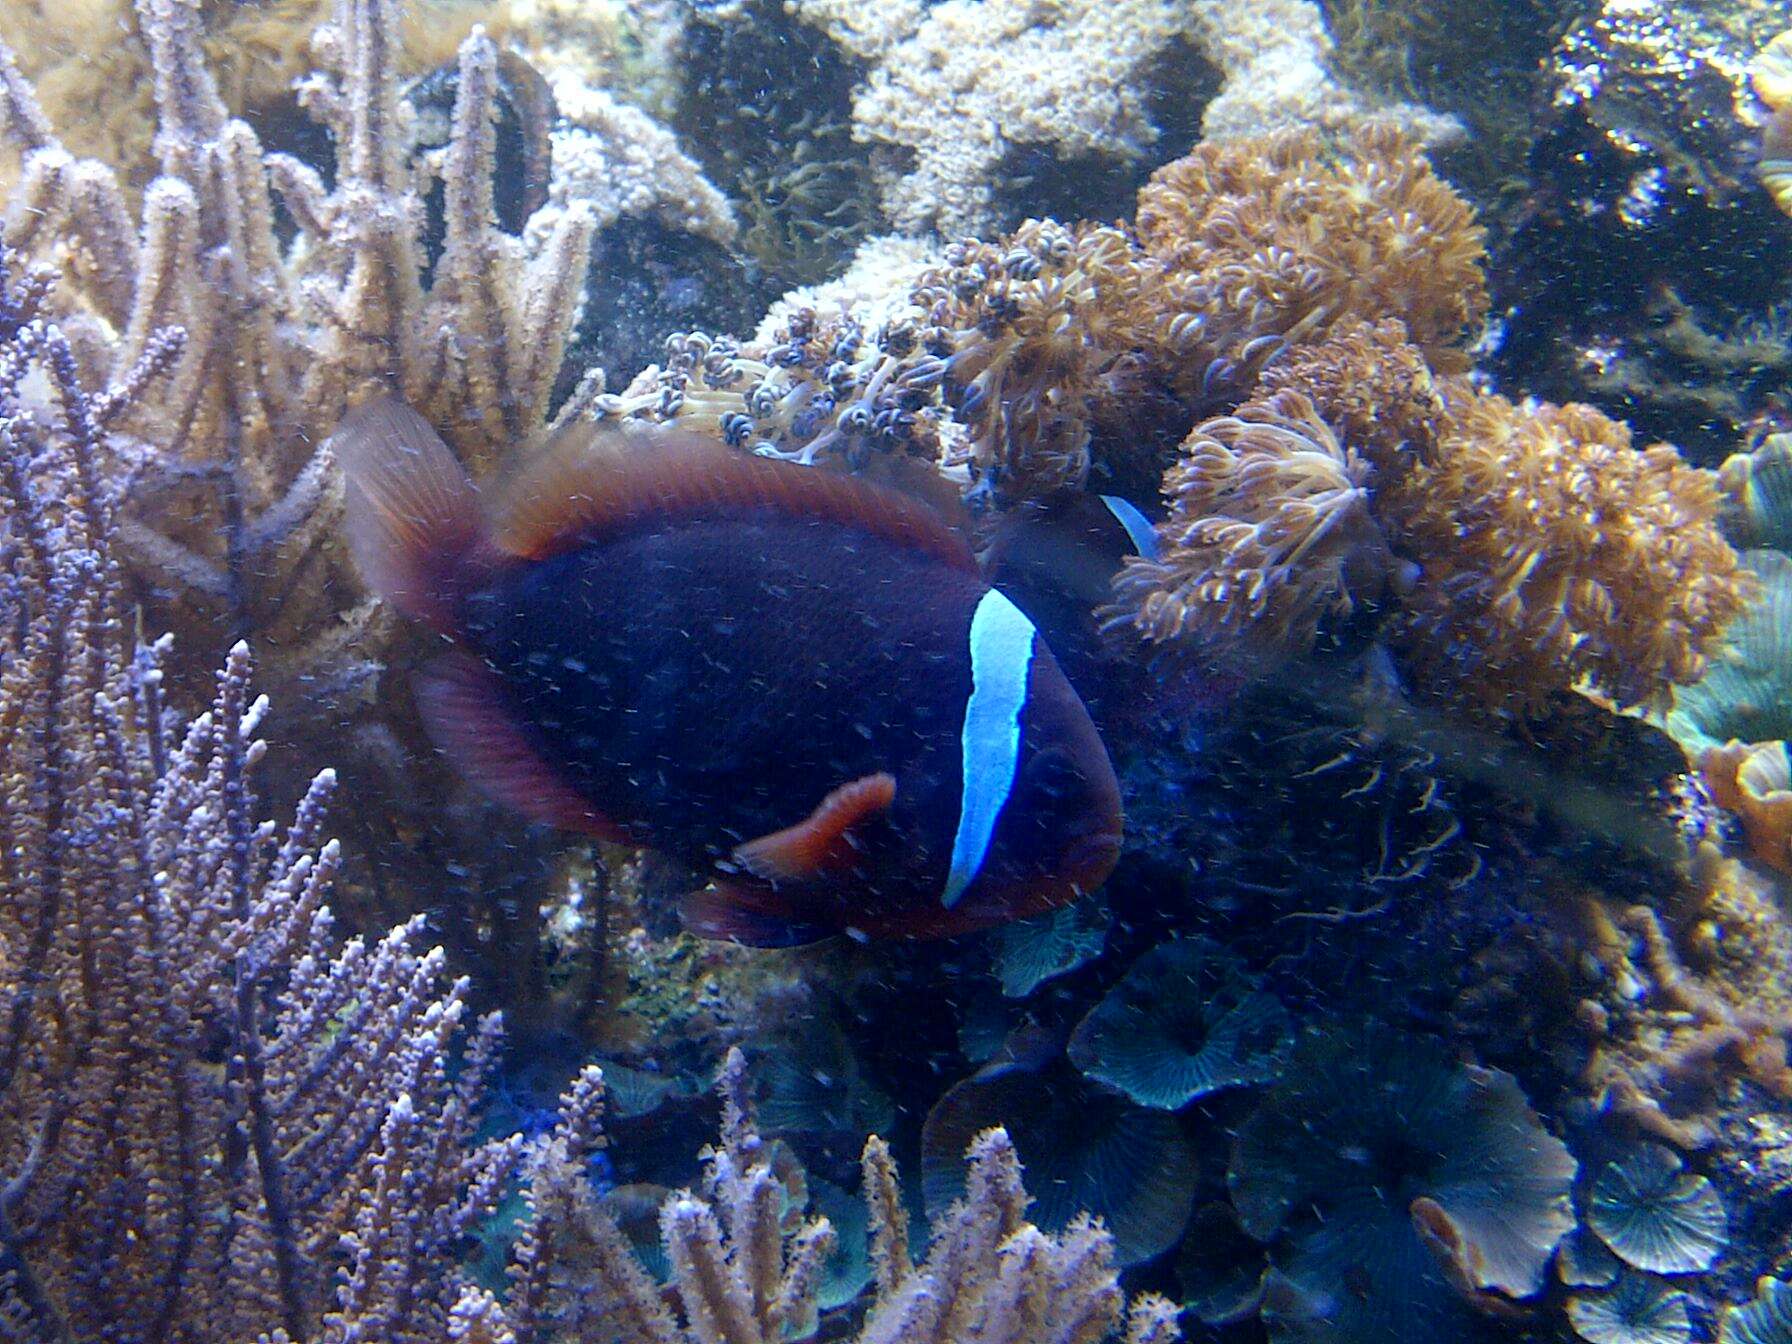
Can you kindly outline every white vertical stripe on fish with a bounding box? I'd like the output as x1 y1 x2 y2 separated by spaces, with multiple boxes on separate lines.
1098 494 1160 560
943 589 1037 908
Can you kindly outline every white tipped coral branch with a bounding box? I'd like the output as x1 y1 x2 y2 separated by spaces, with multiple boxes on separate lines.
508 1048 1178 1344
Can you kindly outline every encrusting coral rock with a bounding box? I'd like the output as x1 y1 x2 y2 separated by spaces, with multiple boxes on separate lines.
787 0 1456 236
789 0 1193 236
1583 896 1792 1151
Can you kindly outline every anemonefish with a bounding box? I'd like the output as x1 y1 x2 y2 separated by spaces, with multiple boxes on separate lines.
332 398 1123 945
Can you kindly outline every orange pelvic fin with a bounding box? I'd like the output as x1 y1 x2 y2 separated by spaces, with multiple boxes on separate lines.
733 772 898 884
415 652 631 843
680 883 837 948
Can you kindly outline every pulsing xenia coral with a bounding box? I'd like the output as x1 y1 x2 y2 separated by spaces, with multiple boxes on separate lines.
911 220 1157 507
1105 390 1392 665
600 305 948 473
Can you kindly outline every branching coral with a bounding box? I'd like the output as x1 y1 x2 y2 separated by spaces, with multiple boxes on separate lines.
509 1048 1184 1344
0 0 602 1021
0 266 539 1340
922 1041 1198 1269
1384 385 1751 715
0 0 593 708
1105 390 1390 666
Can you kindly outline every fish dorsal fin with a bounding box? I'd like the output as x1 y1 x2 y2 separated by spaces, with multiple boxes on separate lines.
734 772 898 884
490 422 978 573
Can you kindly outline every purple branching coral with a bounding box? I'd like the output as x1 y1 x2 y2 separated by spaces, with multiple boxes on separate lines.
0 258 540 1341
507 1048 1185 1344
0 263 1183 1340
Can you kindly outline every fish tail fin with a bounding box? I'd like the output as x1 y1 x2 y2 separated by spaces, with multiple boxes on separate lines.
330 395 488 634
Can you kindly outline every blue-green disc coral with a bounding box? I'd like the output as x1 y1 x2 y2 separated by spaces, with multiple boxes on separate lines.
4 0 1792 1338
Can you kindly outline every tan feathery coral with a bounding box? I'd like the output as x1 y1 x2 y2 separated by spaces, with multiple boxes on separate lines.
1137 124 1487 383
912 219 1154 505
1256 316 1444 476
1385 385 1752 715
0 0 593 710
1104 390 1389 664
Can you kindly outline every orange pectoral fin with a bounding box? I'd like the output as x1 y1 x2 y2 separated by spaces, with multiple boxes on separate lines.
733 772 897 885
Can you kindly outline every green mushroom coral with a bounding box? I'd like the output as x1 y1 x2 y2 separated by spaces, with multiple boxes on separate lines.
1227 1021 1577 1343
1723 1277 1792 1344
1067 937 1293 1110
1720 435 1792 552
1568 1273 1695 1344
1587 1145 1728 1275
1665 549 1792 755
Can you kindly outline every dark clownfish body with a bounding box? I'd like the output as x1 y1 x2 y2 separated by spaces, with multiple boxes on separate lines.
333 398 1122 945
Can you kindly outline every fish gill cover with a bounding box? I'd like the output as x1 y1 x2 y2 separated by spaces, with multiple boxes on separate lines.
3 0 1792 1340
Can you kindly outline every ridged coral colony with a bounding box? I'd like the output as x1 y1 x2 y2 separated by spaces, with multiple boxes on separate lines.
0 0 593 711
